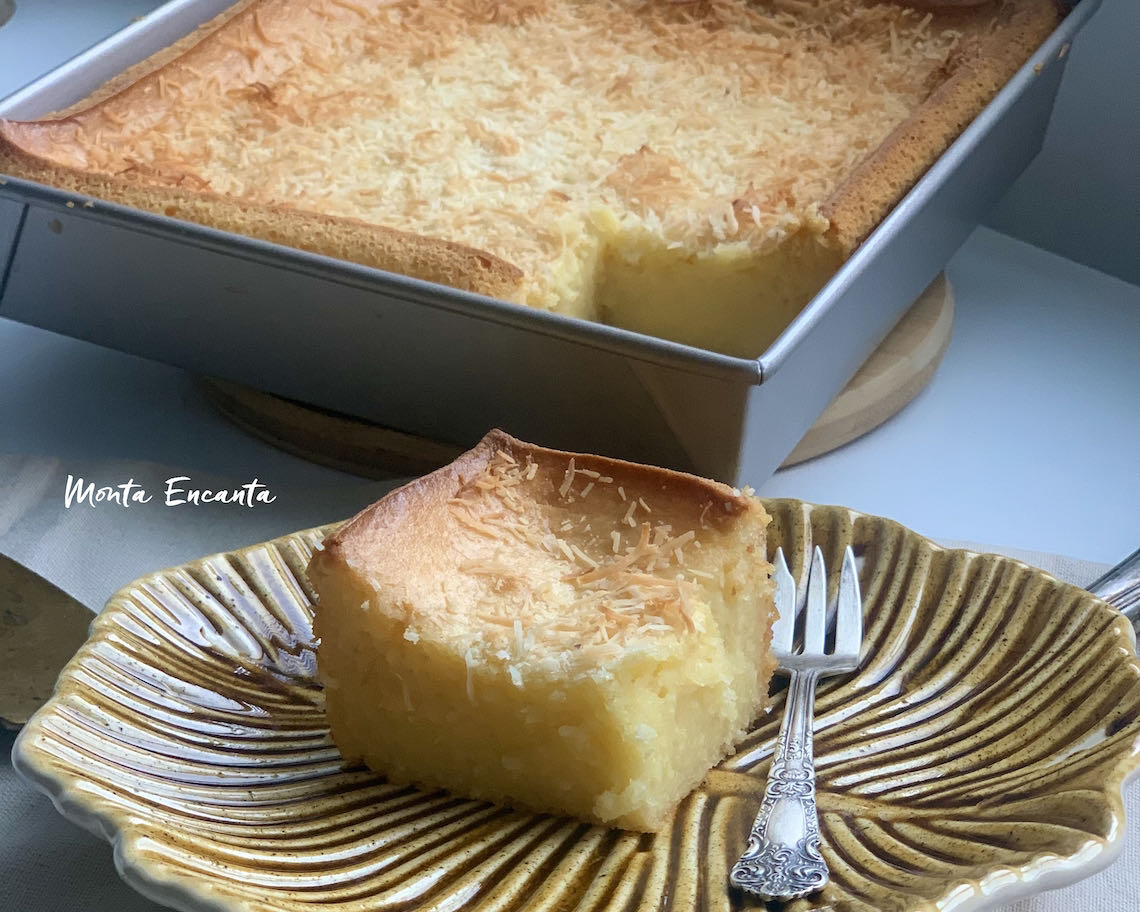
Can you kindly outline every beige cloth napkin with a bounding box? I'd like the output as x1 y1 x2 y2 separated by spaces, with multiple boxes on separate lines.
0 455 1133 911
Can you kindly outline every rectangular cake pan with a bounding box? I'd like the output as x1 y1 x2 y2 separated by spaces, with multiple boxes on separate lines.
0 0 1101 485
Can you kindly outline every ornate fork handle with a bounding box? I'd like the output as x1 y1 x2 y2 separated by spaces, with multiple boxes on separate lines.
730 669 828 900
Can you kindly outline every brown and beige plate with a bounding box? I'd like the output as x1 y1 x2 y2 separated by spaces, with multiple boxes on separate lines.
13 500 1140 912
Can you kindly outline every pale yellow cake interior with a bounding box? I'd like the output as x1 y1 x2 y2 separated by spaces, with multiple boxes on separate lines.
308 431 777 831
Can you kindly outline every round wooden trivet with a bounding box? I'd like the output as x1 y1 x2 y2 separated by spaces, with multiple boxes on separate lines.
200 275 952 478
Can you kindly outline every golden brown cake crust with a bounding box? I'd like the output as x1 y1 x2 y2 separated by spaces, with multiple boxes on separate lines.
0 131 524 300
0 0 525 299
316 427 758 588
821 0 1063 250
48 0 261 117
312 428 761 629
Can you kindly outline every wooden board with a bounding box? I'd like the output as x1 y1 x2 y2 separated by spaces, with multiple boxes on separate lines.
782 274 953 466
200 275 953 478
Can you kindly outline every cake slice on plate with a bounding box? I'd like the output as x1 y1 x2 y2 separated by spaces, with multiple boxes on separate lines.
307 430 777 831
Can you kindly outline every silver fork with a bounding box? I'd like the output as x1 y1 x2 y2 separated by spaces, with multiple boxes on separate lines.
730 545 863 900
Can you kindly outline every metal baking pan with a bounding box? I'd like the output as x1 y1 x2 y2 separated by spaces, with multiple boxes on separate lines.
0 0 1102 485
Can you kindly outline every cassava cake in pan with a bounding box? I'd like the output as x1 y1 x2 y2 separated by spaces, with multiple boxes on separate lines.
306 429 778 831
0 0 1060 356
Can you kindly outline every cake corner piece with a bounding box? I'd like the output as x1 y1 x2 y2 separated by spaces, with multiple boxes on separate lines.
307 429 778 831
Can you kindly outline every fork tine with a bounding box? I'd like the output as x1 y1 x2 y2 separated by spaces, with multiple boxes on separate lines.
803 546 827 655
835 545 862 660
770 548 796 655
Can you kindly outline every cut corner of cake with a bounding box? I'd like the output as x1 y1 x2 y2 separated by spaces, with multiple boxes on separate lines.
307 429 778 832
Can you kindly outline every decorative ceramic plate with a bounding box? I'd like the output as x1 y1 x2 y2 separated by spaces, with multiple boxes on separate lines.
14 500 1140 912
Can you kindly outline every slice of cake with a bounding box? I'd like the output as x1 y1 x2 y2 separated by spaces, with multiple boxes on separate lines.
307 430 777 831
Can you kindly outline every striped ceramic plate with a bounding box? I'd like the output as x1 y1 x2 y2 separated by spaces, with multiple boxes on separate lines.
14 500 1140 912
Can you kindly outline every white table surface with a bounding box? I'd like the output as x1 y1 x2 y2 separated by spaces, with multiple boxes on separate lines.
2 3 1140 911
